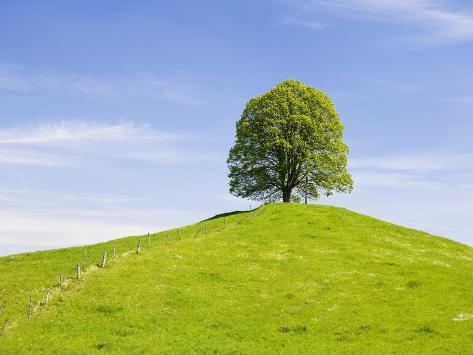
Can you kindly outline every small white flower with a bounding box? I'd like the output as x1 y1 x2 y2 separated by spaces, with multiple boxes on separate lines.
453 313 473 321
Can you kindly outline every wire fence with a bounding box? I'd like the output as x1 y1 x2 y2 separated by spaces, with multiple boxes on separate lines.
0 205 260 338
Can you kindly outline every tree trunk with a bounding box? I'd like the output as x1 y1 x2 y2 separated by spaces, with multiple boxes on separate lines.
282 188 292 202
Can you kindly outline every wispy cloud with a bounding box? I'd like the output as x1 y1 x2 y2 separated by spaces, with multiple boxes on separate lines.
0 214 155 248
0 121 181 146
276 17 324 30
0 120 211 168
352 171 421 187
351 152 473 171
124 150 221 164
0 189 143 207
350 152 473 188
351 155 448 171
0 187 202 251
0 148 66 166
0 64 208 105
306 0 473 45
448 96 473 104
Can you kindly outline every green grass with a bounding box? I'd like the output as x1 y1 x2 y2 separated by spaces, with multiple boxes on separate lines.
1 203 472 353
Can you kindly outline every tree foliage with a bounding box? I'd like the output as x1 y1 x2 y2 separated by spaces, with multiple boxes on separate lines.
227 80 353 202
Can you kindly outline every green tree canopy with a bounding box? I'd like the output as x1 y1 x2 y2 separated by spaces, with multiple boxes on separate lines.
227 80 353 203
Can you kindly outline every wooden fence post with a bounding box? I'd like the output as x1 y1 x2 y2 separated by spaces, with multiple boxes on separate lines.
28 295 32 320
101 251 107 268
147 233 150 247
0 319 7 337
82 249 87 270
76 263 81 280
178 229 181 240
136 240 141 254
58 273 63 285
44 289 50 306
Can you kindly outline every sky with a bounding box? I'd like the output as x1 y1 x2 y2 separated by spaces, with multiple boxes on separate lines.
0 0 472 255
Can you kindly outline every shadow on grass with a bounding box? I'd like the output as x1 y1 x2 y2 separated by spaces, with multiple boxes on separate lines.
202 210 247 222
201 204 262 222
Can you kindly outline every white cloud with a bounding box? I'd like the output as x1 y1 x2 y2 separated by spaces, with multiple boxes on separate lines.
350 155 448 171
0 120 203 168
124 150 220 164
0 121 181 146
308 0 473 45
349 152 472 188
349 152 473 194
0 188 203 251
350 152 473 171
0 148 66 166
276 17 324 29
0 64 208 105
0 73 31 91
0 189 142 208
352 171 409 187
315 0 441 13
449 96 473 103
352 171 444 188
0 215 150 247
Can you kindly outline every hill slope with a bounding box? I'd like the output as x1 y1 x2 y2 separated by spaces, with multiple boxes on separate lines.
0 204 472 353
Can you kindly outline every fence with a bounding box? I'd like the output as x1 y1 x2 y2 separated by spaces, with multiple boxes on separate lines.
0 205 260 338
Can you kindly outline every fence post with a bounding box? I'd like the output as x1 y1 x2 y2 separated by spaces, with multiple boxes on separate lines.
113 244 116 258
205 223 207 233
101 251 107 268
44 289 50 306
178 229 181 240
136 240 141 254
28 295 32 320
0 319 7 337
58 273 63 285
76 263 81 280
147 233 150 247
82 249 87 270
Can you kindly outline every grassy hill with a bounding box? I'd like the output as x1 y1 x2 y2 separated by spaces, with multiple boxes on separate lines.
0 203 472 354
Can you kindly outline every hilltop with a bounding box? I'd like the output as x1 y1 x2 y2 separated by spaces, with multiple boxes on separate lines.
0 203 472 353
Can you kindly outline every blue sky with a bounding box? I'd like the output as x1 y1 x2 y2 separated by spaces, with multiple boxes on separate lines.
0 0 472 255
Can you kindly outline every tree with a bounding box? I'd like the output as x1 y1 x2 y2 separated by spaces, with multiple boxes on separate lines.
227 80 353 203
